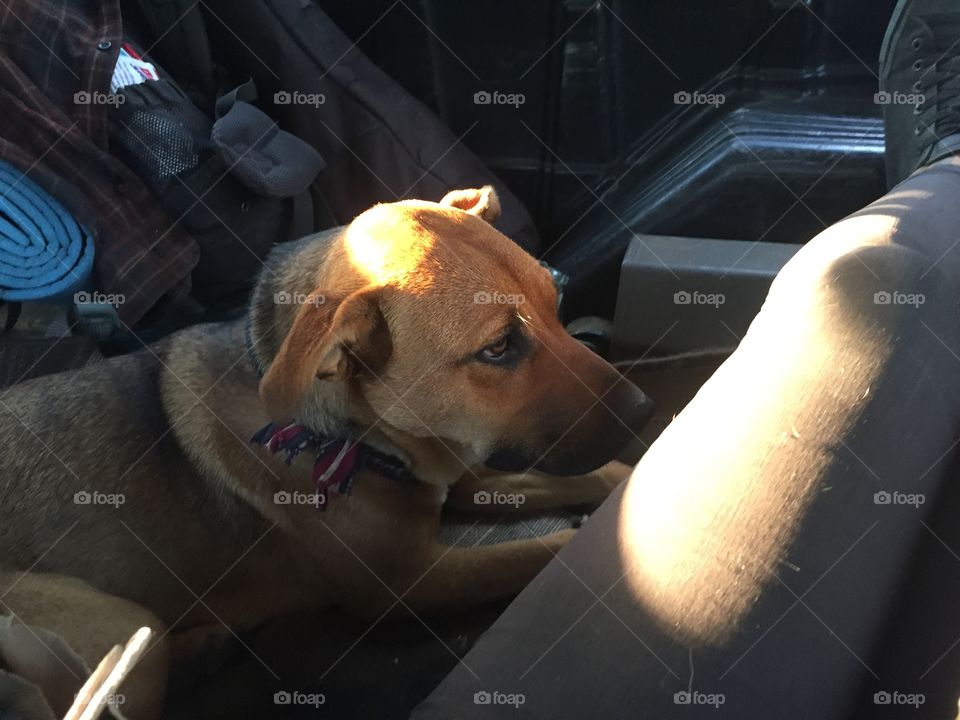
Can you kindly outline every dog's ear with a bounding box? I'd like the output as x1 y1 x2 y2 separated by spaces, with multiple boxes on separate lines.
259 289 391 421
439 185 501 224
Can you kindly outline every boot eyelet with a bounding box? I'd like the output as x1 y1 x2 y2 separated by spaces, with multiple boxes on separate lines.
911 37 923 51
914 105 923 115
913 81 923 92
913 59 924 71
915 125 924 136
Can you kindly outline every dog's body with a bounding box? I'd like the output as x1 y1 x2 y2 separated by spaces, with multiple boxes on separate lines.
0 188 651 717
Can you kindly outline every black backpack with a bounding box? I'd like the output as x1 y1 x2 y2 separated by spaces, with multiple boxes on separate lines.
116 0 539 308
108 35 323 307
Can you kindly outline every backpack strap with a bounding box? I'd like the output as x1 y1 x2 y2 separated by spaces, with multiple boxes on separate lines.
213 78 322 241
214 77 259 118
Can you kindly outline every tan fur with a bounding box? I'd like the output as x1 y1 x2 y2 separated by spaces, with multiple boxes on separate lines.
0 188 650 715
438 185 501 222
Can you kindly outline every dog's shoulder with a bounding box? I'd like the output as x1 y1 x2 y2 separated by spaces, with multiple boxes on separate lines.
158 319 247 392
157 319 268 483
157 318 255 431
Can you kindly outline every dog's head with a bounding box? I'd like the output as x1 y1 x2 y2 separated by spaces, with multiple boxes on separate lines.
253 186 653 478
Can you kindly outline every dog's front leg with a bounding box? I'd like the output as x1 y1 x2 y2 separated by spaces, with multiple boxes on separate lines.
397 530 575 615
445 459 632 512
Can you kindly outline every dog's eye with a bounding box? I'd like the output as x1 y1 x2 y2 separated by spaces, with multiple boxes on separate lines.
477 332 521 365
474 326 528 367
479 336 511 362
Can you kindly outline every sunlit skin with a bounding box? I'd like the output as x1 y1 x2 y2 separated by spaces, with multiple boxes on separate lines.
616 213 897 645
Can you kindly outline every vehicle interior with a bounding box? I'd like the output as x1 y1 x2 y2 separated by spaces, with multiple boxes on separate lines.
6 0 960 718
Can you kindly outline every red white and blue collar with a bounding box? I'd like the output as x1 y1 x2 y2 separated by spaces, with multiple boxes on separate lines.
246 319 420 509
250 421 420 510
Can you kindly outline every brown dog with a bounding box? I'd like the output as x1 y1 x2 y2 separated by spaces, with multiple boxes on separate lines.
0 186 652 717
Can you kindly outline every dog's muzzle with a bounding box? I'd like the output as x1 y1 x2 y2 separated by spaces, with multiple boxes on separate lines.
486 379 654 476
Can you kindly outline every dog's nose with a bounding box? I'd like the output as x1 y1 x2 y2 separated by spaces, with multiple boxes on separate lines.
607 379 655 433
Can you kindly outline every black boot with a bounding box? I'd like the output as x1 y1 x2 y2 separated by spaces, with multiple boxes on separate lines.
879 0 960 187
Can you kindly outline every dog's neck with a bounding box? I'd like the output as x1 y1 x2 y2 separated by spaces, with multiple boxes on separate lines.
245 231 472 489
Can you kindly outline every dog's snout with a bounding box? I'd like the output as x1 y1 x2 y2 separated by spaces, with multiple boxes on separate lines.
607 380 655 433
484 337 655 476
501 374 654 477
581 377 654 465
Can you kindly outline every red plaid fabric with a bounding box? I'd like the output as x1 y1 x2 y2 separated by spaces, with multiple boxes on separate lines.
0 0 199 324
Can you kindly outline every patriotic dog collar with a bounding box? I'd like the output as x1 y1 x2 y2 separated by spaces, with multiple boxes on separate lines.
246 317 420 510
250 421 420 510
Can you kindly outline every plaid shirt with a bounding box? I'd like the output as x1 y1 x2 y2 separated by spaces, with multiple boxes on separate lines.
0 0 198 325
